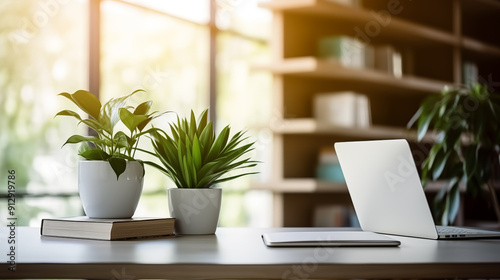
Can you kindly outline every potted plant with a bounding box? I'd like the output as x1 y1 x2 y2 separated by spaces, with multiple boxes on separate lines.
408 83 500 227
55 89 166 218
146 109 258 234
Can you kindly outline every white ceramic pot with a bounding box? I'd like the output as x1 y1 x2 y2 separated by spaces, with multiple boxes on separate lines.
78 160 144 219
168 188 222 235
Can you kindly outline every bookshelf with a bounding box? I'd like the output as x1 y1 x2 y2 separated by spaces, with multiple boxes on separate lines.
256 0 500 227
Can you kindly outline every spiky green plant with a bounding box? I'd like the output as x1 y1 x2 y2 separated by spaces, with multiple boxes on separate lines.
146 109 259 188
55 89 167 179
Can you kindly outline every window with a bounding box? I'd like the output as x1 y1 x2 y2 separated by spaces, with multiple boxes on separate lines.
0 0 272 227
0 0 88 225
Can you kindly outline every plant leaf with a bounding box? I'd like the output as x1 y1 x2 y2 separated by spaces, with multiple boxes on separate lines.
433 184 447 225
100 89 144 134
134 100 152 115
199 121 214 159
79 148 110 161
79 118 105 135
213 171 260 185
192 134 202 171
62 135 101 147
448 181 461 224
431 149 449 181
182 156 192 188
119 108 149 133
206 125 230 162
113 131 131 149
407 107 422 129
108 157 127 180
55 110 82 121
197 109 209 136
137 117 152 132
59 90 101 121
413 94 440 141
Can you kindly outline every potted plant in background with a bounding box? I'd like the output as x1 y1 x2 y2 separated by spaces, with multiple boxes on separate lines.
408 83 500 227
55 89 166 218
146 109 258 234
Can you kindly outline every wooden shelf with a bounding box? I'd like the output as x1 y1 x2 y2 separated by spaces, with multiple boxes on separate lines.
252 179 458 193
462 37 500 57
260 0 457 46
252 179 347 193
262 0 500 58
473 0 500 10
270 118 439 142
260 0 498 227
259 57 451 94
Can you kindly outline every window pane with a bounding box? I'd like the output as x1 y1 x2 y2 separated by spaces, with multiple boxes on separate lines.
216 32 273 227
0 0 88 225
123 0 210 24
101 1 210 217
216 0 272 40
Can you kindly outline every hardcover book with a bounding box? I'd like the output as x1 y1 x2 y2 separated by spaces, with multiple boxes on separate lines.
41 216 175 240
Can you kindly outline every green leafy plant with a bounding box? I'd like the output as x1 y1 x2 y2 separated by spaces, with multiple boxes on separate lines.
55 89 166 179
408 83 500 226
146 109 259 188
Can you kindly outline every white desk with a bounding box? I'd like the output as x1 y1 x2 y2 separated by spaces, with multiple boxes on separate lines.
1 227 500 279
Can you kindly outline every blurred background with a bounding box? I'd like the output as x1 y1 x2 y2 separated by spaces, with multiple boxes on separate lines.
3 0 500 230
0 0 274 227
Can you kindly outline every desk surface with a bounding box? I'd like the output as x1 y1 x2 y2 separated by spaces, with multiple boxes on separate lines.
1 227 500 279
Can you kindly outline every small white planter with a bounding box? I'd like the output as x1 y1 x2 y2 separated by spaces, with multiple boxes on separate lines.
168 188 222 235
78 160 144 219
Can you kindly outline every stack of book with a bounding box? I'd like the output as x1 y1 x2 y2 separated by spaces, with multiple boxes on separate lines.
316 146 345 183
374 45 403 78
318 36 372 69
314 91 372 128
463 61 478 86
41 216 175 240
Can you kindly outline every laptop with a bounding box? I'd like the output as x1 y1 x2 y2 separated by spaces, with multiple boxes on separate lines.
261 230 400 247
334 139 500 240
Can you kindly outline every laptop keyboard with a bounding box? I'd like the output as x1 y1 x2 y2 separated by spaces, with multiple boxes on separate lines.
436 226 494 237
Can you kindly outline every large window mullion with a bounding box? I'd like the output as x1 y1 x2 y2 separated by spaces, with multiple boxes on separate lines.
89 0 101 136
89 0 100 97
209 0 217 125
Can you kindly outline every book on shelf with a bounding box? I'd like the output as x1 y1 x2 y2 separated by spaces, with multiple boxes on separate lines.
318 36 372 69
374 45 403 78
313 91 372 128
316 147 345 183
463 61 478 87
41 216 175 240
